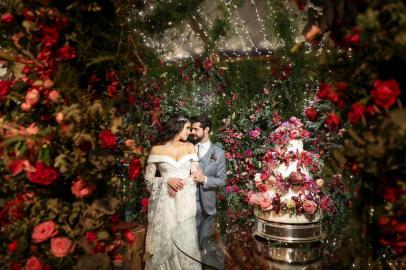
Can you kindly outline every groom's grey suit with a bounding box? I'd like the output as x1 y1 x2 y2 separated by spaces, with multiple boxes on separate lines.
196 142 227 217
196 142 227 268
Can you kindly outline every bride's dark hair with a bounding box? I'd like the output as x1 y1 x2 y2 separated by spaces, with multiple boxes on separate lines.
153 115 190 145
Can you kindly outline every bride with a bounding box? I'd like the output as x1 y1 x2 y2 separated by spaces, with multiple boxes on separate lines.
144 115 202 270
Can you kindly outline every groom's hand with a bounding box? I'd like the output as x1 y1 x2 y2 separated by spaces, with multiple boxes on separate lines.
168 178 185 191
192 169 206 183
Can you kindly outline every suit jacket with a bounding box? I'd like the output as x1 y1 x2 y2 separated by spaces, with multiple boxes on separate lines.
197 142 227 215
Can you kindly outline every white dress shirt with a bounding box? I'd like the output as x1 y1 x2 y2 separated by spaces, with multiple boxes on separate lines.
196 140 211 183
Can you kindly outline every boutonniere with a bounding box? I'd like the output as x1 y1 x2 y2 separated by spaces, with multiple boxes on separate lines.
210 152 218 163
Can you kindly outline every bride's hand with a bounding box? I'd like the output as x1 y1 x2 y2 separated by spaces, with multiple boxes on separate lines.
168 186 177 197
167 178 185 191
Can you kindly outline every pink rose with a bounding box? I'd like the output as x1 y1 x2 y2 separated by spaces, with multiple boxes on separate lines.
26 123 39 135
25 256 43 270
247 193 261 206
48 90 60 102
21 102 32 111
32 221 58 243
260 196 272 210
25 89 40 106
303 200 317 215
43 79 54 89
50 237 75 258
249 128 261 139
125 139 135 148
289 129 300 139
55 112 64 124
71 177 95 198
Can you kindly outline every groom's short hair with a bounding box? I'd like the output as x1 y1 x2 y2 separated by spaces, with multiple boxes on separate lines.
191 114 212 132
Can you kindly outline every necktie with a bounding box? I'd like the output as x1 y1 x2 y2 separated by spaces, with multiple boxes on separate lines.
197 143 203 159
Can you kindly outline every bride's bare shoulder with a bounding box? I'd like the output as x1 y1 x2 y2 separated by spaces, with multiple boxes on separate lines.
150 145 164 155
182 142 196 153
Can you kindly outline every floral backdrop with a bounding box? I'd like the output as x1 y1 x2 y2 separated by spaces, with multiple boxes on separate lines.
0 0 405 269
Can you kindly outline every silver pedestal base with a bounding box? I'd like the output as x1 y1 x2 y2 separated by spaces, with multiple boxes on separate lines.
253 236 322 266
254 218 323 243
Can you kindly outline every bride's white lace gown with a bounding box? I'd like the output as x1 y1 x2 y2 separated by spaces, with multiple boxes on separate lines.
144 153 201 270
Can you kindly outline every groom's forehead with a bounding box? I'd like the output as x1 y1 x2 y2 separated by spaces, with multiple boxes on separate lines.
192 122 202 128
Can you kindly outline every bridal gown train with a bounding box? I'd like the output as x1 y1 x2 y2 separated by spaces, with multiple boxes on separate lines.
144 153 201 270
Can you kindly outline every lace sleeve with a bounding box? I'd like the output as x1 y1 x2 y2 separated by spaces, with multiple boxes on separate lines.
144 162 166 194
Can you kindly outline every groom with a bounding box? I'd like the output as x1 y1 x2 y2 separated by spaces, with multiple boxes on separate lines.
189 114 227 267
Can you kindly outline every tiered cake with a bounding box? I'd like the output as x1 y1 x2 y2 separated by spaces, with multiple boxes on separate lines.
250 117 325 241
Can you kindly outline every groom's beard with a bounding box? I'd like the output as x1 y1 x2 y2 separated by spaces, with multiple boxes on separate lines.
188 134 203 144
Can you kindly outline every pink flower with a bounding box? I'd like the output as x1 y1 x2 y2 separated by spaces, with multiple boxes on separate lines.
43 79 54 89
26 123 39 135
55 112 64 124
226 186 233 193
21 102 32 111
48 90 60 102
249 128 261 139
50 237 75 258
25 256 43 270
303 200 317 215
260 196 272 210
125 139 135 148
32 221 58 243
25 89 40 106
71 177 95 198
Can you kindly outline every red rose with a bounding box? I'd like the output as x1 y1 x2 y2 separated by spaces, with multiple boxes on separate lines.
1 12 14 24
366 105 379 116
9 262 22 270
85 232 98 243
128 157 142 180
316 83 333 100
141 198 149 212
7 240 17 252
305 107 318 121
335 82 348 92
58 44 76 60
325 113 340 129
23 9 35 21
0 80 11 97
384 187 397 203
394 222 406 234
124 230 136 243
107 81 119 98
99 130 117 149
203 59 213 70
27 162 60 185
41 26 60 47
370 79 400 109
348 102 366 125
25 256 43 270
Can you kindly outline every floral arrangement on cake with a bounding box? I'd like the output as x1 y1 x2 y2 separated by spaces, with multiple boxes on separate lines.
248 117 334 219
